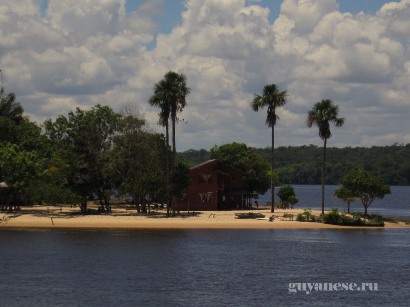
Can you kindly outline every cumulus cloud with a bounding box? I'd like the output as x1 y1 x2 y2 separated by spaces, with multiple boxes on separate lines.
0 0 409 150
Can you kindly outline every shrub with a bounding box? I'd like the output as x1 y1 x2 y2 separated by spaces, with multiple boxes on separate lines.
296 213 305 222
367 214 384 226
296 209 316 222
323 208 342 225
323 208 383 226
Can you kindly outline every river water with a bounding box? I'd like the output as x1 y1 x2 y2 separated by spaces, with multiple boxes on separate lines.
258 185 410 218
0 228 409 306
1 185 409 306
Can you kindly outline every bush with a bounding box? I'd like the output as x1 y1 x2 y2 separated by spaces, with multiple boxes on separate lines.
323 208 342 224
296 213 305 222
367 214 384 226
296 209 316 222
323 208 383 226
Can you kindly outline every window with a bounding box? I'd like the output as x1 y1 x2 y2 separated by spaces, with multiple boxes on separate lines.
199 192 212 203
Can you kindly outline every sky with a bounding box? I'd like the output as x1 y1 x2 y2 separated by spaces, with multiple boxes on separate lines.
0 0 409 151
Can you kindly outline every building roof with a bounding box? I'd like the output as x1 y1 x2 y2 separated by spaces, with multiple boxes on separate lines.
190 159 218 170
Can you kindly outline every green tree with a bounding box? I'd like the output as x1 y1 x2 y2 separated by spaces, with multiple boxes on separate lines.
277 185 299 209
113 110 167 213
149 71 190 166
0 144 40 211
170 158 191 213
0 85 23 123
251 84 287 212
210 142 270 195
307 99 344 215
334 186 356 214
0 84 25 145
339 167 391 216
149 71 190 215
44 105 120 213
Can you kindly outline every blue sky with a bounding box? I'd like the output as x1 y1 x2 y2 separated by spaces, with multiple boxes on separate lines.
1 0 409 150
124 0 399 36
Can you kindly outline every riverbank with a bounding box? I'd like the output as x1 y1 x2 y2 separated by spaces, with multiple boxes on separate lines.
1 206 409 230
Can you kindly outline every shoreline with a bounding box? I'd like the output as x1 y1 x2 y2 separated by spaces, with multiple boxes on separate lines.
1 206 409 230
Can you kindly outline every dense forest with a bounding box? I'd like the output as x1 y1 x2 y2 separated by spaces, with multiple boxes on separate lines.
179 144 410 185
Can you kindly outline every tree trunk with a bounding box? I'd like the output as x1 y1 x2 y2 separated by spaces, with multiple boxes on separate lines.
271 124 275 213
170 111 177 216
165 121 171 217
347 201 350 214
80 197 88 214
321 138 327 215
171 113 176 169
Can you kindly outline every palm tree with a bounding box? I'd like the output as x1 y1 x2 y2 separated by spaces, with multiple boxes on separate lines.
149 87 170 174
166 72 190 166
307 99 344 215
149 71 190 215
149 71 190 166
149 78 171 215
251 84 287 213
0 85 23 123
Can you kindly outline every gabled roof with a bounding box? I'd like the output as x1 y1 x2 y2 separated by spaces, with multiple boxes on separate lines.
190 159 218 170
189 159 242 175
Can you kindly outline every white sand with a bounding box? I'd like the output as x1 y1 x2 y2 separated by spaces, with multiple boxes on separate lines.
0 206 408 230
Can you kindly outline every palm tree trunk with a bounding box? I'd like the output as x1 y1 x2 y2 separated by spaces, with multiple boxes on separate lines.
165 121 171 216
171 114 176 168
321 138 327 215
271 125 275 213
171 113 177 215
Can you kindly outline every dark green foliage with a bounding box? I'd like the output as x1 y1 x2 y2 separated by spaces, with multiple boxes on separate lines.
277 185 298 209
340 167 391 216
112 113 168 209
334 186 356 213
171 158 191 198
254 144 410 185
296 209 316 222
0 85 23 124
210 142 270 194
322 208 384 226
44 105 121 213
180 144 410 185
178 149 210 166
322 208 344 224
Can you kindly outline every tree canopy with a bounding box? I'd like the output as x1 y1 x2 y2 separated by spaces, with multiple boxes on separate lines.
339 167 391 216
277 185 298 209
210 142 270 195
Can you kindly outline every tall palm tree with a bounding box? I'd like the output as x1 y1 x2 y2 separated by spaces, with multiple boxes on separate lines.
0 86 23 123
149 78 171 215
165 71 190 166
149 71 190 166
307 99 344 215
251 84 287 213
149 71 190 215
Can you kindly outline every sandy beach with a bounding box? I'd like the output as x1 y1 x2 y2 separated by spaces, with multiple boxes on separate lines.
0 205 409 230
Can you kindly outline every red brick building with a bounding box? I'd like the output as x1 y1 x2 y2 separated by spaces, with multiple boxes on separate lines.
175 159 249 211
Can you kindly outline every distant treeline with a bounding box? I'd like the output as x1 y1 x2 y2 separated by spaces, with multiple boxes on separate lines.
178 144 410 185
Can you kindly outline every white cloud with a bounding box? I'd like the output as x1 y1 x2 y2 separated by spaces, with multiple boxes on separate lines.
0 0 409 150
